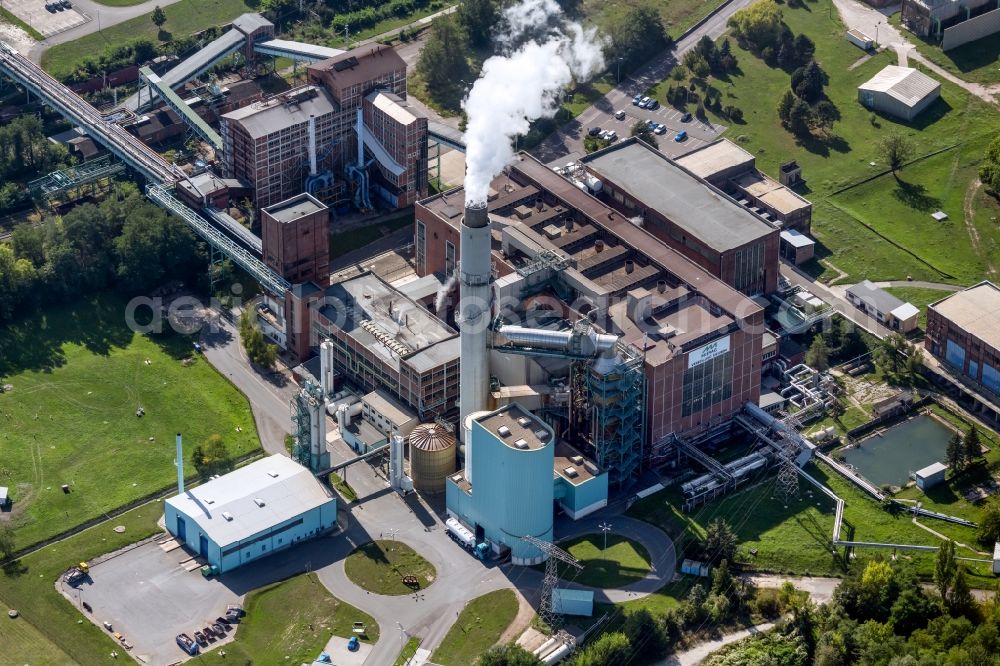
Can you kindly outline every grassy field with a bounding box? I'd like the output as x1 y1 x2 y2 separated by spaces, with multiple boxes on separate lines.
344 540 436 595
0 294 260 550
0 504 163 665
42 0 256 78
829 137 1000 284
329 471 358 502
93 0 148 6
431 588 518 666
1 8 44 41
192 573 379 664
643 0 996 285
0 598 75 663
888 12 1000 86
582 0 729 38
329 212 413 259
555 533 652 589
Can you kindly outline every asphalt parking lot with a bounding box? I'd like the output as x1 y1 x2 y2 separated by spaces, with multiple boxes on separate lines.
584 101 727 160
6 0 88 38
61 538 241 665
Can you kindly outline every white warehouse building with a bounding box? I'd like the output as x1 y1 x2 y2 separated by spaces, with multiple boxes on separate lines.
858 65 940 121
164 455 337 573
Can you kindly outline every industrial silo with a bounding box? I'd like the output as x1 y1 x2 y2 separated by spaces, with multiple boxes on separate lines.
408 423 456 494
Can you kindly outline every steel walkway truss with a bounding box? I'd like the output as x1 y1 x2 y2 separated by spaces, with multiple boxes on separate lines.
0 41 177 185
140 67 223 150
28 155 126 198
146 184 289 295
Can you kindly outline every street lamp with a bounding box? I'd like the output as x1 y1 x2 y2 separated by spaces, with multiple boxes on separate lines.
875 21 881 48
387 528 399 541
599 522 612 557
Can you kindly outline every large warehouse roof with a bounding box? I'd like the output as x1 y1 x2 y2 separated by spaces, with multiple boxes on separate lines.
930 281 1000 349
582 140 775 253
858 65 939 109
165 455 333 547
222 85 337 139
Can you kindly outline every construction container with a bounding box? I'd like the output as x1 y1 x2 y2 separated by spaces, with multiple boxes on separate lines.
409 423 456 494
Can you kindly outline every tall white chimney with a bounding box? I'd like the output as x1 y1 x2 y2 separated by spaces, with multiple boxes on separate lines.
175 433 185 494
458 202 491 445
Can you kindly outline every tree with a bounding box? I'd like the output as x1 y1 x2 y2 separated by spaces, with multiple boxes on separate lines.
151 5 167 30
704 517 738 563
946 432 964 472
963 424 981 466
604 5 669 74
456 0 496 48
479 645 542 666
573 631 631 666
791 61 828 103
879 133 915 175
192 434 230 475
788 99 813 137
806 336 830 371
980 134 1000 194
889 585 939 636
777 89 796 124
724 105 744 123
948 565 975 617
416 16 471 101
793 34 816 64
623 608 667 658
934 539 957 600
812 100 838 132
976 500 1000 549
630 120 658 148
875 333 909 376
728 0 783 52
0 524 14 559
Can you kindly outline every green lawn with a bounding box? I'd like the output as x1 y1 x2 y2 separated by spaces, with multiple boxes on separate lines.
643 0 996 285
0 598 75 664
329 471 358 502
562 76 615 118
554 533 652 589
42 0 256 79
583 0 729 38
92 0 149 6
344 540 436 595
829 136 1000 284
0 504 163 665
431 588 518 666
0 293 260 550
329 212 414 259
394 636 422 666
0 8 43 41
191 573 379 664
888 12 1000 87
884 286 957 329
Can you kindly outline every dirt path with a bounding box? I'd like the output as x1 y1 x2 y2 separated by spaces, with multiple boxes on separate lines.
963 179 996 277
498 589 537 645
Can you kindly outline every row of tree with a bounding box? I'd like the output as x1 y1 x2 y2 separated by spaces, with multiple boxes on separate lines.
0 115 70 184
239 308 278 369
1 184 202 323
980 134 1000 195
945 423 982 476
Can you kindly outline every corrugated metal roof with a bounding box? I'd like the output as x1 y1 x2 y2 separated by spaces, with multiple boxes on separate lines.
858 65 940 108
166 455 333 547
847 279 905 314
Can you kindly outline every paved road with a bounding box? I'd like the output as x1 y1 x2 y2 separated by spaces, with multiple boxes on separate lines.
780 262 893 339
532 0 753 164
870 280 961 291
654 620 779 666
27 0 184 63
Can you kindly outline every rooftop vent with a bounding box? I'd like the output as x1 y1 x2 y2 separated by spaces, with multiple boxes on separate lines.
253 498 265 507
205 498 215 505
267 471 279 478
517 417 531 427
514 438 529 449
222 511 234 521
497 425 512 437
534 429 550 441
584 461 599 475
563 467 579 478
570 455 584 465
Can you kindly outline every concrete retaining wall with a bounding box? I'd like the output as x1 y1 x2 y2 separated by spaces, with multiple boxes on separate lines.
942 8 1000 50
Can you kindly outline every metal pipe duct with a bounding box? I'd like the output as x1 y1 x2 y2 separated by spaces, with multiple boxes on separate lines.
496 324 619 357
175 433 185 494
308 114 317 176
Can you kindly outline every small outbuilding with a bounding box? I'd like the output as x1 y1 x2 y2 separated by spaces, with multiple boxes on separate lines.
914 461 947 490
0 486 9 509
779 229 816 265
858 65 941 121
846 280 920 333
552 588 594 617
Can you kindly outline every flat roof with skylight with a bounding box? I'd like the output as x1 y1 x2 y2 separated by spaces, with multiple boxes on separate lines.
478 404 552 451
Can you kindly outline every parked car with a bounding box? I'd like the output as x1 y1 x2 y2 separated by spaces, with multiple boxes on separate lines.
631 94 642 106
647 99 659 110
45 2 57 11
211 622 226 635
62 0 73 7
194 631 208 646
639 96 650 108
615 109 626 120
681 112 692 122
654 124 666 135
588 126 601 137
604 129 617 142
348 636 360 652
192 342 203 353
674 130 688 142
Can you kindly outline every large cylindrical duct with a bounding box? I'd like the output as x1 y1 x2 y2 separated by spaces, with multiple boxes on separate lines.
319 339 335 396
459 202 492 435
308 114 317 176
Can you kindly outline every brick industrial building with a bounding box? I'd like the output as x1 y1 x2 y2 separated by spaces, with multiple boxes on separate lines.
580 139 780 296
220 45 427 210
926 281 1000 400
261 193 331 286
415 151 764 458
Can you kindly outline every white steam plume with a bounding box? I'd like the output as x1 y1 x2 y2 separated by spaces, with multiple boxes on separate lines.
462 0 604 206
435 274 457 313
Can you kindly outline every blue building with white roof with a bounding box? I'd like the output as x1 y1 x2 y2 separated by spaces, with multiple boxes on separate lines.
164 454 337 573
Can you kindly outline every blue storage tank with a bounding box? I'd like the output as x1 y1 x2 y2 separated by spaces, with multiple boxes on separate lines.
469 404 554 565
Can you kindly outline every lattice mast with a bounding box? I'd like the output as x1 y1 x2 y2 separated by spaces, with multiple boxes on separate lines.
521 535 582 630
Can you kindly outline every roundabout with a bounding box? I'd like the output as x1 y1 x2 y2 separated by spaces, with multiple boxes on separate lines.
344 540 437 596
